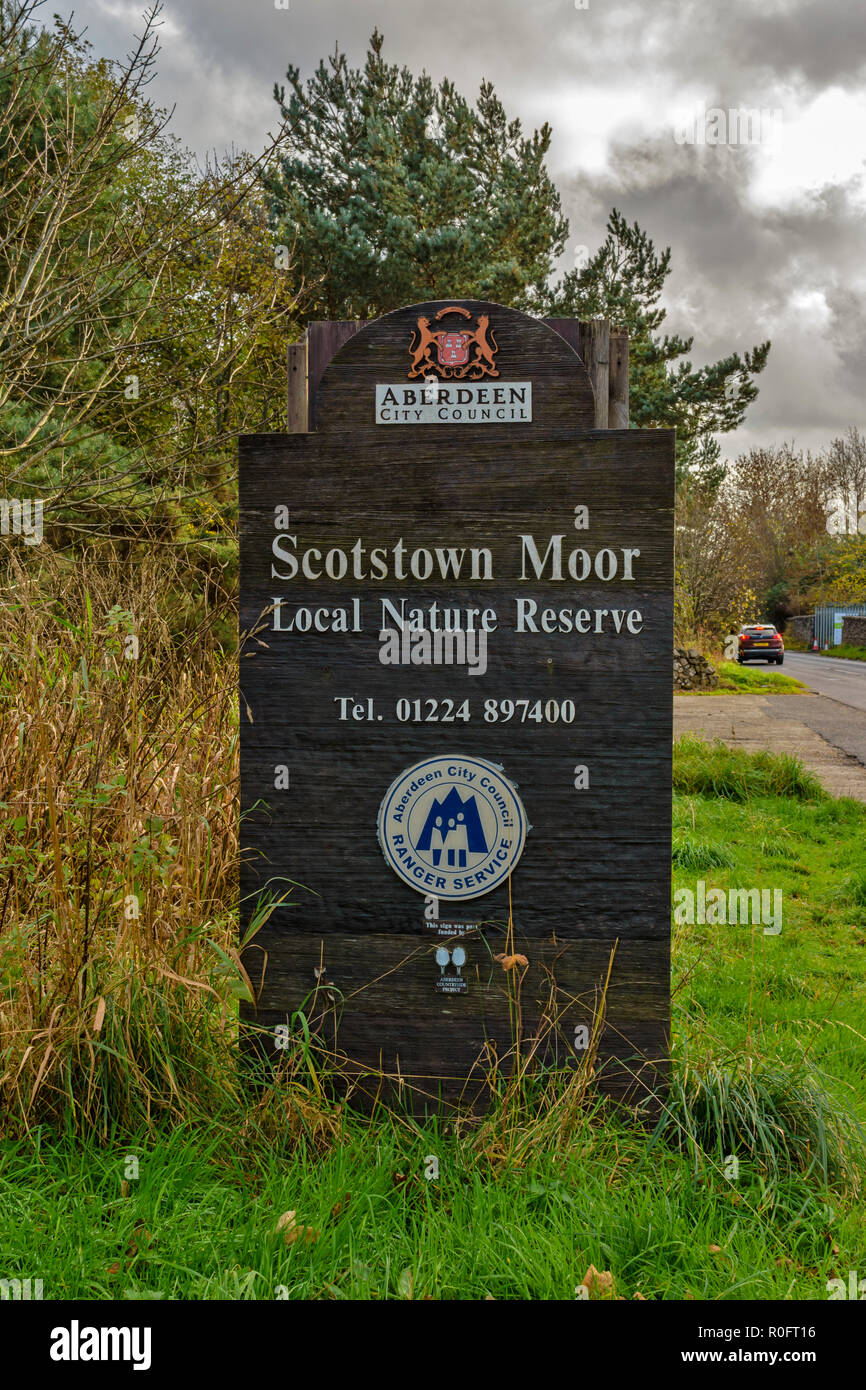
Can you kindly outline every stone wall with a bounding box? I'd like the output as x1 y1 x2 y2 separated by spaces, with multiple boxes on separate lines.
785 614 814 647
674 646 719 691
842 616 866 648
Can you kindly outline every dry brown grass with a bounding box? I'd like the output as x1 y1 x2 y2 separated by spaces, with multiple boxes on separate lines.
0 542 293 1138
460 945 618 1168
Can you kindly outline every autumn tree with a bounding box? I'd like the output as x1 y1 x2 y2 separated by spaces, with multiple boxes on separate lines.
824 427 866 535
723 444 833 623
818 536 866 603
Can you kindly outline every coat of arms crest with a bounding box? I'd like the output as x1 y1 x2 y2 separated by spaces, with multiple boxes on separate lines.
408 306 499 380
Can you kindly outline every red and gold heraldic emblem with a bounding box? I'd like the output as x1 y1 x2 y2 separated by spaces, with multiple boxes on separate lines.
408 305 499 380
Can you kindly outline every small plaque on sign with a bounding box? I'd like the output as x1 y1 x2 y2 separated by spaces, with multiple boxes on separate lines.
425 919 476 937
435 945 468 994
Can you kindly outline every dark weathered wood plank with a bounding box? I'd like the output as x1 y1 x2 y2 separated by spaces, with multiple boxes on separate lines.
609 330 629 429
286 339 308 433
306 320 368 429
244 934 669 1114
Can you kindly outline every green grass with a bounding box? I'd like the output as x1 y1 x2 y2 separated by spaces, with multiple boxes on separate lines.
673 734 826 801
820 645 866 663
2 736 865 1301
711 660 807 694
0 1105 860 1301
672 838 735 870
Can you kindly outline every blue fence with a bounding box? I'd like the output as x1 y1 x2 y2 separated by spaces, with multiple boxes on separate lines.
812 603 866 648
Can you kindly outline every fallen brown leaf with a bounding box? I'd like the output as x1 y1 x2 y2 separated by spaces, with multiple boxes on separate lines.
581 1264 617 1299
493 953 529 971
276 1210 319 1245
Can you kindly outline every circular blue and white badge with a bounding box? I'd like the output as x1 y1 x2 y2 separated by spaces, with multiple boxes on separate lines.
377 755 528 900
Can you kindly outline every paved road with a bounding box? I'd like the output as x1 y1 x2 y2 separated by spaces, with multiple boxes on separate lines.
783 651 866 712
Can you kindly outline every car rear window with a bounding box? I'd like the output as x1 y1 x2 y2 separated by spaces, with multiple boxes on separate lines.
743 626 777 636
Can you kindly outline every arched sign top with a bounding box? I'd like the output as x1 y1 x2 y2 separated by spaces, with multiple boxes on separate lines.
314 299 596 434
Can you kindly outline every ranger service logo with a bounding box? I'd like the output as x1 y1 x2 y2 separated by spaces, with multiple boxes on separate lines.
377 755 527 900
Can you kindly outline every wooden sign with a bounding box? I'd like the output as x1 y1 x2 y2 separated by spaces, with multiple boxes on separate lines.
239 300 675 1114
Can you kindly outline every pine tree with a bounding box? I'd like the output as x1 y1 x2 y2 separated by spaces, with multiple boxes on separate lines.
264 30 569 319
546 210 771 475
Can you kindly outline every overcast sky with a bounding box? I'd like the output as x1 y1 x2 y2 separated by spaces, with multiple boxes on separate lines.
84 0 866 459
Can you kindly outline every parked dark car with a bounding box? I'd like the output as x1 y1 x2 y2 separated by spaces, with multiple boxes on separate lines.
738 624 784 664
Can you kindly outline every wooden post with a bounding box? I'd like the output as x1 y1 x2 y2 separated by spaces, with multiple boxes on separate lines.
586 319 610 430
306 321 368 429
609 329 629 429
546 318 621 429
287 339 308 433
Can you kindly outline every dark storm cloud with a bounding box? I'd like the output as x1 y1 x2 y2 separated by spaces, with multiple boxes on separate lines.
86 1 866 159
84 0 866 452
559 128 866 448
726 0 866 89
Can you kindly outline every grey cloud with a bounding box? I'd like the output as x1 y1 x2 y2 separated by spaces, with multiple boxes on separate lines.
82 0 865 454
